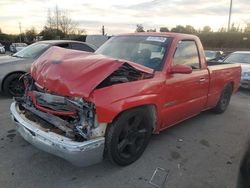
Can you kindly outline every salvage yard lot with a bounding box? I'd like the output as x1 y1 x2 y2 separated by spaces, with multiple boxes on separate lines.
0 90 250 188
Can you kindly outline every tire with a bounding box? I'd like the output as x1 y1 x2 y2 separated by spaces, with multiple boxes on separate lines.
3 73 25 97
105 107 153 166
212 84 233 114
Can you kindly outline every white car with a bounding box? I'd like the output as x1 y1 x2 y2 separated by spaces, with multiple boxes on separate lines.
0 43 5 54
223 51 250 89
10 43 28 52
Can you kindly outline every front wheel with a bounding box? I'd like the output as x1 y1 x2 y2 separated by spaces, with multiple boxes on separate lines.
3 73 25 97
105 107 153 166
212 84 233 114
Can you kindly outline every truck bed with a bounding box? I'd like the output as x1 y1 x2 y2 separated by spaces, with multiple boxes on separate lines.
205 62 241 109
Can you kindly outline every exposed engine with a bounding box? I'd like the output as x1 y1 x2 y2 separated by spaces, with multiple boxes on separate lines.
97 63 153 89
16 74 96 141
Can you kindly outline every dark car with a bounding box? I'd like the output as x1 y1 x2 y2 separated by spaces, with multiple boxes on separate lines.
0 40 96 97
205 50 225 61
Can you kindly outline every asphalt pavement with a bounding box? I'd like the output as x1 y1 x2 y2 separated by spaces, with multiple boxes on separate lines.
0 90 250 188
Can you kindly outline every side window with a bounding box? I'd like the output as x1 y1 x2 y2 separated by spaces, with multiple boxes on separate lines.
173 40 200 69
71 43 95 52
55 43 70 49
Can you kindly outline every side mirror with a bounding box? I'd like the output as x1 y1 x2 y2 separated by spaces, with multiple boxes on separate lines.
170 64 192 74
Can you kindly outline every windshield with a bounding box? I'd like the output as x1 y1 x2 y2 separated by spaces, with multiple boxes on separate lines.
95 35 170 70
224 53 250 64
205 51 216 59
13 43 50 58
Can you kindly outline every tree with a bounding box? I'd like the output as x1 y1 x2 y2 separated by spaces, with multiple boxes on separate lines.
0 28 2 34
229 23 238 32
147 28 156 32
159 27 169 32
39 26 64 40
202 26 211 33
44 6 80 39
218 27 227 32
244 23 250 33
171 25 197 34
60 13 78 36
25 27 37 42
171 25 186 33
135 24 145 32
185 25 196 34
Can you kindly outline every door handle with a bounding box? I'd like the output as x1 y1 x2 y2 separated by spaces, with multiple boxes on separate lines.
199 78 206 82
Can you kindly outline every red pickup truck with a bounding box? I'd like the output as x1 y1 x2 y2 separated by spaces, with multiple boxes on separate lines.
10 33 241 166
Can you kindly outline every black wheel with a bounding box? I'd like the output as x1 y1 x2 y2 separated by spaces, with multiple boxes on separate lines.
105 107 153 166
212 84 233 114
3 73 25 97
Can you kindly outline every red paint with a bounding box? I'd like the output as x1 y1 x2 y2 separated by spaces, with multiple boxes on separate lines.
170 64 193 74
30 33 241 133
31 47 153 98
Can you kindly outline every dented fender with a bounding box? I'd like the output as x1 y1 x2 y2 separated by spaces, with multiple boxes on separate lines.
91 73 166 131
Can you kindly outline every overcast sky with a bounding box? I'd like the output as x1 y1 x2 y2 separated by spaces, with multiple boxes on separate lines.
0 0 250 35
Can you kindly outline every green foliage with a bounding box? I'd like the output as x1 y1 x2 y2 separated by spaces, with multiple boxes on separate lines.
147 28 156 32
171 25 186 33
39 26 64 40
202 26 211 33
170 25 197 34
135 24 145 32
245 23 250 33
198 32 250 49
159 27 169 32
0 33 16 42
25 27 37 42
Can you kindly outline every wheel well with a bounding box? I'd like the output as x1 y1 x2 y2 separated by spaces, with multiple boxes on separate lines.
229 81 234 91
1 71 26 92
224 82 234 93
110 104 157 131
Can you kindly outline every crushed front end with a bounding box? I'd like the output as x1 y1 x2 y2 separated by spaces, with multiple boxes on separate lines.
10 74 106 166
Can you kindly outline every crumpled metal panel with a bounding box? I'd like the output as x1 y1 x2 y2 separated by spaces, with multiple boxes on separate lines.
10 102 105 167
31 47 153 98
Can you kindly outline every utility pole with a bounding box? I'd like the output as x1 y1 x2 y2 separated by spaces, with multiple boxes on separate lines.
102 25 105 35
19 22 22 42
228 0 233 32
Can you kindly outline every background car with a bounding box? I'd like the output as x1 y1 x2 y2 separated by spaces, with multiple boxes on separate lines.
0 40 97 97
223 51 250 89
0 43 5 54
205 50 225 61
10 43 28 53
86 35 110 48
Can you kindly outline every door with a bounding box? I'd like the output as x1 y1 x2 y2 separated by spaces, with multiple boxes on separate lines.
161 40 209 129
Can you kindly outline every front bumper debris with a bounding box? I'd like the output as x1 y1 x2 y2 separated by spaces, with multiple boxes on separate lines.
10 102 105 167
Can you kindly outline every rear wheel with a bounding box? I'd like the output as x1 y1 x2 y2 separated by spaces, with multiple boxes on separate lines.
212 84 233 114
105 107 153 166
3 73 25 97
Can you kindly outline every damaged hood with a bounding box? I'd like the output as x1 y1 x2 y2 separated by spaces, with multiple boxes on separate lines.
31 46 153 98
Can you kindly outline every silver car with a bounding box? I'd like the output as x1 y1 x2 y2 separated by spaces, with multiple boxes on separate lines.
0 43 5 54
0 40 96 97
223 51 250 89
10 43 28 53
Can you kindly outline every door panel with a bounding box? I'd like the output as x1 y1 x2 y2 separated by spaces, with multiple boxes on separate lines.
161 40 209 129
